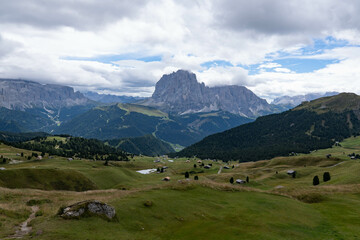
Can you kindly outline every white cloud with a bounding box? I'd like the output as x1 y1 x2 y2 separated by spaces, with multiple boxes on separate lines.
258 62 282 69
0 0 360 100
274 68 292 73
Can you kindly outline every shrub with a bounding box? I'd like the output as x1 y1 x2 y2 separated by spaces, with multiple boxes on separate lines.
313 176 320 186
323 172 331 182
230 177 234 184
296 193 326 203
185 171 190 178
144 200 153 207
194 175 199 180
26 199 52 206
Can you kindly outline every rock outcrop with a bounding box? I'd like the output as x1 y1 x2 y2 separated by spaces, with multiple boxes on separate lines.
0 79 91 110
59 200 116 220
140 70 270 118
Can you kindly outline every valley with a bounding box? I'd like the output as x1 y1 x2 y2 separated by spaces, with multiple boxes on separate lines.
1 135 360 239
2 1 360 239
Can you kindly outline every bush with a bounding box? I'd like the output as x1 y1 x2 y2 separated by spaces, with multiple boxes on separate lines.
194 175 199 180
144 200 153 207
185 171 190 179
313 175 320 186
35 210 43 217
296 193 326 203
26 199 52 206
323 172 331 182
230 177 234 184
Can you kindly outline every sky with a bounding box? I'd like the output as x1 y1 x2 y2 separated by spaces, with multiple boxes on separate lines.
1 0 360 102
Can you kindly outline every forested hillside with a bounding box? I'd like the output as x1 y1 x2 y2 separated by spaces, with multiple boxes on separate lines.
174 93 360 161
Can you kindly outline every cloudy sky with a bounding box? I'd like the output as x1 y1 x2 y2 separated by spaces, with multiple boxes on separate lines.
1 0 360 101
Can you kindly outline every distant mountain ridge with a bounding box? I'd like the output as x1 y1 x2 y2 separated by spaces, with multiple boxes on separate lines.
84 91 145 104
272 92 339 109
0 79 91 110
0 79 97 132
140 70 271 118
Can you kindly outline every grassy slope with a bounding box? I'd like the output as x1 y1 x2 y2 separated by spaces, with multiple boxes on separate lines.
117 103 169 118
1 137 360 239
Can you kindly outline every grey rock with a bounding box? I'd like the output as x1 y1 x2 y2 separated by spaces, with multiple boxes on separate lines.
140 70 270 118
59 200 116 220
0 79 91 110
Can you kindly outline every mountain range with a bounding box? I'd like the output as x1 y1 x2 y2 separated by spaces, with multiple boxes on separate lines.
0 71 349 157
272 92 339 109
0 79 91 110
0 79 97 132
84 91 145 104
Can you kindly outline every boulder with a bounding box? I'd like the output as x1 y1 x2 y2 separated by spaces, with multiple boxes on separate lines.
59 200 116 220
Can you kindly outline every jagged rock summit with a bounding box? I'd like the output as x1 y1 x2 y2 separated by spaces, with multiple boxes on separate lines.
0 79 91 110
140 70 270 117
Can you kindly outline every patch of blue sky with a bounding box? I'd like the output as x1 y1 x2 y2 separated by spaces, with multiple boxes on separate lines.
62 54 162 64
273 58 340 73
201 60 233 69
227 36 349 75
240 58 340 75
255 36 350 74
299 36 349 56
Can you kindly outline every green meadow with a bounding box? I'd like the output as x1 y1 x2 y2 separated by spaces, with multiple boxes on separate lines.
1 137 360 239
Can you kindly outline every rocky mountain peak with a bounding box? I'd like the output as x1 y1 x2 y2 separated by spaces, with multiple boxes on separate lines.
140 70 271 118
0 79 91 110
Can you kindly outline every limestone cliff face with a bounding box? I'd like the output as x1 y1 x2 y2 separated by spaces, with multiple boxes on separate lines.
140 70 270 118
0 79 91 110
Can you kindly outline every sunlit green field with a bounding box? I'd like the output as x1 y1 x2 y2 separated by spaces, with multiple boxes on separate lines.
1 137 360 239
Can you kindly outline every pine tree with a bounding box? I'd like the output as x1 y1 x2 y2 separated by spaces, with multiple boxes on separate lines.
194 175 199 180
194 164 197 168
185 171 190 178
246 176 249 183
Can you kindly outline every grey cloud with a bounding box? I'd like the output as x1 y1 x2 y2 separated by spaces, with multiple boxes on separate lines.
0 0 147 30
0 35 20 58
213 0 360 35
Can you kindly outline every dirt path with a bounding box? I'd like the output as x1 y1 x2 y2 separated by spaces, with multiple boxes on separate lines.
8 206 39 239
218 166 222 174
326 161 345 168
